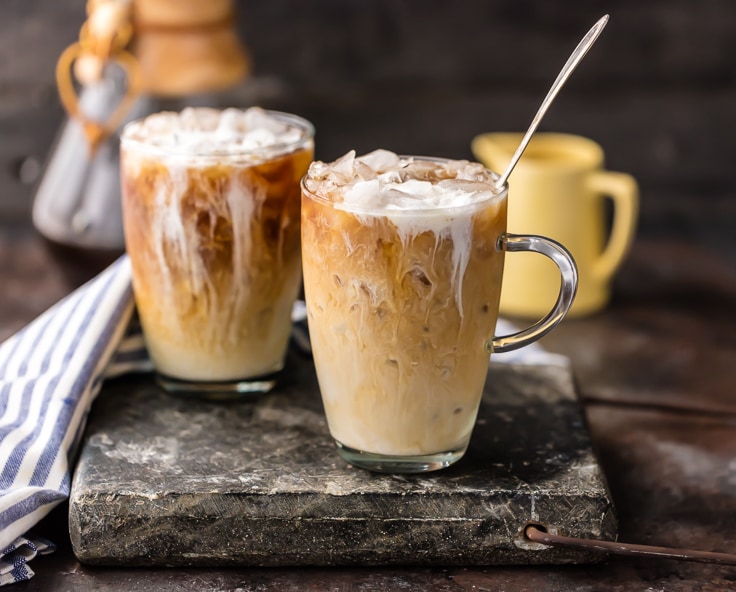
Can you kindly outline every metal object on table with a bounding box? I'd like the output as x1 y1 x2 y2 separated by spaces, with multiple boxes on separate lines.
524 525 736 566
494 14 608 189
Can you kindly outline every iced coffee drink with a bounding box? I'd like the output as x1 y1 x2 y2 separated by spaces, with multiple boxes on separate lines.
303 150 579 472
121 107 314 396
302 150 508 471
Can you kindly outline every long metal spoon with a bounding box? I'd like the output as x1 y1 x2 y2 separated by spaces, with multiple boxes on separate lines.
495 14 609 190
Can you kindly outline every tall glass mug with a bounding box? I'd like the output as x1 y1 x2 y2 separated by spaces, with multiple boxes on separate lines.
301 150 578 473
120 107 314 398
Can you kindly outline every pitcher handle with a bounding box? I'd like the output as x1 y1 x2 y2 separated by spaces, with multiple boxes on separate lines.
488 234 578 354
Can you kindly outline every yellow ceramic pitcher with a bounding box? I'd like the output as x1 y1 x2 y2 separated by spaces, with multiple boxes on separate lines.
472 132 638 318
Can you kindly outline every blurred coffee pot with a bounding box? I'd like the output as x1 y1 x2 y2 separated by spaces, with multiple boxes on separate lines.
32 0 249 275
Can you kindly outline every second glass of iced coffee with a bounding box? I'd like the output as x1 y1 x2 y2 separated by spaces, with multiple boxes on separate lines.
120 107 314 398
302 150 578 472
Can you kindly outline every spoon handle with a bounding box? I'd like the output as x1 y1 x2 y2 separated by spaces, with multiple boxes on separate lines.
495 14 609 189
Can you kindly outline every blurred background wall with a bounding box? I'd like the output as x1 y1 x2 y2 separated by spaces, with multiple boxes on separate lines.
1 0 735 256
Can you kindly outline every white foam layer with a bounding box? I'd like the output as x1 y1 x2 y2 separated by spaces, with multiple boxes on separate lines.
304 149 500 211
123 107 308 155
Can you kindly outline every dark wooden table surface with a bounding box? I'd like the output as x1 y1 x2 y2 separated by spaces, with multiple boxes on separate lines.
2 224 736 590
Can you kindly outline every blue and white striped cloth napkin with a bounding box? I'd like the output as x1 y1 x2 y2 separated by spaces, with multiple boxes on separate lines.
0 254 566 585
0 255 319 584
0 537 55 586
0 256 135 584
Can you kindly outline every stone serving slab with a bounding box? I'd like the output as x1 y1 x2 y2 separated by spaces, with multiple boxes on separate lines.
69 353 617 566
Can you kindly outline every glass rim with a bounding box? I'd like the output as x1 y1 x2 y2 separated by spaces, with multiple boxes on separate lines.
120 109 315 160
301 154 509 215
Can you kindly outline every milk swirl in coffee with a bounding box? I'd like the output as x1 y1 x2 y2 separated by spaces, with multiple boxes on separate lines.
302 150 507 458
121 107 313 384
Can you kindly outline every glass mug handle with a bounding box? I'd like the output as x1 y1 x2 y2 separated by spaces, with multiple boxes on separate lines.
488 233 578 354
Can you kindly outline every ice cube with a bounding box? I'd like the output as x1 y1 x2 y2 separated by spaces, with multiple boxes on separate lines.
344 179 380 206
353 160 378 181
217 108 244 134
399 159 440 182
357 149 400 173
330 150 357 181
239 127 275 150
395 179 435 199
453 161 489 181
383 187 420 209
179 107 217 132
437 179 491 194
243 106 283 134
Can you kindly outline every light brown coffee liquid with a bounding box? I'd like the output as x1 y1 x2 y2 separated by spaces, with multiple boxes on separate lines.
302 192 507 456
122 146 313 381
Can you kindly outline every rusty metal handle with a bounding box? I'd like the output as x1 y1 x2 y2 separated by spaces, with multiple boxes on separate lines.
525 525 736 566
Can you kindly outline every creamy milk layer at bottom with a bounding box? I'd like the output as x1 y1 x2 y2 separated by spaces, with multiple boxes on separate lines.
122 136 312 381
302 151 507 456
